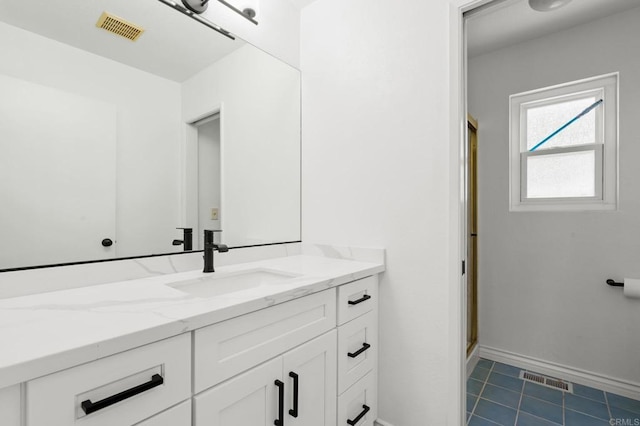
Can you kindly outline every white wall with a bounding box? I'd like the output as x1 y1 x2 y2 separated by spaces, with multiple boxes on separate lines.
469 8 640 383
0 75 117 268
0 22 183 261
301 0 458 424
182 44 301 247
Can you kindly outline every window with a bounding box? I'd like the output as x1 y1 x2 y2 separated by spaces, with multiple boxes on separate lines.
509 73 618 211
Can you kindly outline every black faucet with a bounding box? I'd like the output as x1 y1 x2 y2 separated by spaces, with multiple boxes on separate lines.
172 227 193 251
203 229 228 273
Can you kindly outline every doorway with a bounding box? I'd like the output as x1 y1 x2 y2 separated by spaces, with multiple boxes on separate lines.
183 112 222 250
460 0 640 424
195 114 222 249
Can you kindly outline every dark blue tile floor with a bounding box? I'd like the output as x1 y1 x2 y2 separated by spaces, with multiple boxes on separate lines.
467 359 640 425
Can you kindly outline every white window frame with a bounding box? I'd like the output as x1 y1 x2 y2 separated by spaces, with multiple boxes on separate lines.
509 72 618 212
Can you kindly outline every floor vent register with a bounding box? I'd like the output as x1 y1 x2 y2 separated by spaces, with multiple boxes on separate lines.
519 370 574 393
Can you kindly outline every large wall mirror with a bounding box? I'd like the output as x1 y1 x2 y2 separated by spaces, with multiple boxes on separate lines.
0 0 301 271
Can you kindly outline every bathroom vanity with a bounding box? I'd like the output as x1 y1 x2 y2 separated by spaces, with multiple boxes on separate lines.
0 251 383 426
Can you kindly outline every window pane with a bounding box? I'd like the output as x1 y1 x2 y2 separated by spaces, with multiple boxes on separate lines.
526 97 597 151
526 150 595 198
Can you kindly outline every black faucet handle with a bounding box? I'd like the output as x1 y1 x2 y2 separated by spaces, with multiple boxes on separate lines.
203 230 225 273
175 228 193 251
204 229 223 243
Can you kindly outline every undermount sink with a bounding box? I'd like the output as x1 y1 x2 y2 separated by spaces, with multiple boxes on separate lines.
166 268 301 298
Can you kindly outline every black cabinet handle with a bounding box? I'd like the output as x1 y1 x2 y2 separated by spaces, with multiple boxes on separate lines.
101 238 113 247
288 372 299 417
348 343 371 358
347 404 370 425
274 380 285 426
81 374 163 415
348 294 371 306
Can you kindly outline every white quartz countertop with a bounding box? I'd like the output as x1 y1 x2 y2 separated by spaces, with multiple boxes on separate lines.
0 254 384 388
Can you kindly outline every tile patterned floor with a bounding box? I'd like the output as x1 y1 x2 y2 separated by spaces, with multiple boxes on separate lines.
467 359 640 425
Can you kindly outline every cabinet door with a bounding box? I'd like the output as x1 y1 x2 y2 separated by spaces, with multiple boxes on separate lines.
194 357 283 426
283 331 337 426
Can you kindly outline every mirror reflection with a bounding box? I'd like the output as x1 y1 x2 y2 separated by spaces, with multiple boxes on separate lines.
0 0 301 271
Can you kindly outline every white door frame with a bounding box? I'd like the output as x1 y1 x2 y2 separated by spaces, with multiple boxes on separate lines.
180 104 225 248
448 0 495 423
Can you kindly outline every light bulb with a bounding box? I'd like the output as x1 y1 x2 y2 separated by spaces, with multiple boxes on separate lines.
528 0 572 12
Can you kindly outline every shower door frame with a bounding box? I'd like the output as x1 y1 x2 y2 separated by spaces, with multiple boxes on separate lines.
467 114 478 356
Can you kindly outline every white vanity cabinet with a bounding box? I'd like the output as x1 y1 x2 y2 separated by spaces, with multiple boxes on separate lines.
194 330 337 426
3 270 381 426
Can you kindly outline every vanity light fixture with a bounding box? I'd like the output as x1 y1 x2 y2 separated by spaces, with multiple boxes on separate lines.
182 0 210 14
528 0 572 12
178 0 258 25
157 0 235 40
217 0 259 25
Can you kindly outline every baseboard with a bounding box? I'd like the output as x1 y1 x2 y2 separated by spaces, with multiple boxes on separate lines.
466 344 479 379
375 419 396 426
479 345 640 400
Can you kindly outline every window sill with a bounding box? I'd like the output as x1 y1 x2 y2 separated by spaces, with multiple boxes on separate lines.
509 200 617 212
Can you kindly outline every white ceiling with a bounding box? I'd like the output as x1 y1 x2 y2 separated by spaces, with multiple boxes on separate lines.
467 0 640 58
0 0 244 82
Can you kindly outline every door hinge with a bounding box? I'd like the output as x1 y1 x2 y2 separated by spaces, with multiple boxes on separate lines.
462 260 466 275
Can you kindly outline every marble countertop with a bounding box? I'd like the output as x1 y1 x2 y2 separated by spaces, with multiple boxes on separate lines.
0 253 384 388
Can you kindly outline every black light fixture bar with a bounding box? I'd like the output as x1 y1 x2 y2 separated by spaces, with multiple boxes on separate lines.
157 0 236 40
217 0 259 25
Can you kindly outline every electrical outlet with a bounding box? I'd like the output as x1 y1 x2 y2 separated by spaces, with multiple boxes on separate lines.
211 208 219 220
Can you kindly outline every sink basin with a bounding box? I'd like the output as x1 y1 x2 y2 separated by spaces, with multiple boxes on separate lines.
166 268 300 298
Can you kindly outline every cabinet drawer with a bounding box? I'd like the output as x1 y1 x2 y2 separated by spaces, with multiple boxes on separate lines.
337 276 377 325
337 371 377 426
27 334 191 426
338 311 377 394
136 400 191 426
194 288 336 392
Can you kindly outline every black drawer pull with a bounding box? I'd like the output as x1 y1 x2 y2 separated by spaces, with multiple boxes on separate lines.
347 404 370 425
348 343 371 358
288 372 299 418
274 380 285 426
348 294 371 306
81 373 163 415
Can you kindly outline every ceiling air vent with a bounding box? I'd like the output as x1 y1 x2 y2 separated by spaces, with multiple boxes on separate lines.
96 12 144 42
519 370 573 393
